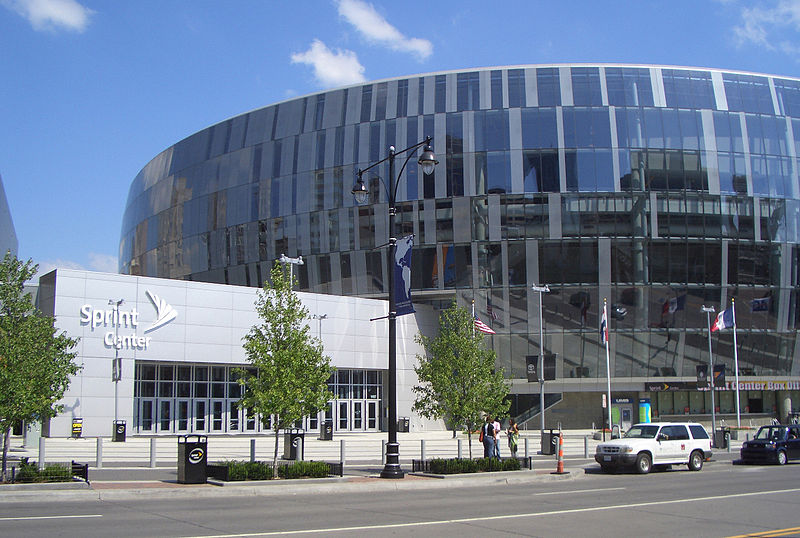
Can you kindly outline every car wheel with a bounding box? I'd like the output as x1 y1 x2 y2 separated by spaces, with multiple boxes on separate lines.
688 450 704 471
635 453 652 474
776 450 788 465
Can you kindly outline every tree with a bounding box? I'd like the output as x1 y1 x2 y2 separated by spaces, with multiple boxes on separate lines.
412 300 510 459
238 262 333 476
0 252 80 481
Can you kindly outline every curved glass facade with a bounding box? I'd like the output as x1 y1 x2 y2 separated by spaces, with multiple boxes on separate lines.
121 65 800 422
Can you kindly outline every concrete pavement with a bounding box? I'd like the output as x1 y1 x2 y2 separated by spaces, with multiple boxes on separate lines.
0 429 746 502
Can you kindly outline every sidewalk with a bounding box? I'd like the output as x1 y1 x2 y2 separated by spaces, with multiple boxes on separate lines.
0 429 744 502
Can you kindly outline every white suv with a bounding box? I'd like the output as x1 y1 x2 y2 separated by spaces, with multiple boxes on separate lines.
595 422 712 474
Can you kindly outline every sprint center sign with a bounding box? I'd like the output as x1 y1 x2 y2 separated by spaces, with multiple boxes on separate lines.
79 290 178 351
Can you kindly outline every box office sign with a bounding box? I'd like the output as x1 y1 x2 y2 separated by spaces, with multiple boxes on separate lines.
79 290 178 351
646 380 800 392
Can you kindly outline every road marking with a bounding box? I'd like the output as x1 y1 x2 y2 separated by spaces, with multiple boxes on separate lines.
727 526 800 537
533 487 625 496
0 514 102 522
178 487 800 537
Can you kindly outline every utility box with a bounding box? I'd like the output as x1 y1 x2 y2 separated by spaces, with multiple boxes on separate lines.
318 420 333 440
398 417 410 432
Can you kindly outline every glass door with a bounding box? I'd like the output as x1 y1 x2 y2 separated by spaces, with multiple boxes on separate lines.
211 400 225 432
158 399 172 433
352 401 364 430
228 401 240 432
139 399 155 433
194 400 207 432
367 401 379 431
337 401 349 431
243 407 257 432
176 400 190 433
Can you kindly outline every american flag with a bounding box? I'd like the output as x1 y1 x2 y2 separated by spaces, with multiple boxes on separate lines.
474 316 496 335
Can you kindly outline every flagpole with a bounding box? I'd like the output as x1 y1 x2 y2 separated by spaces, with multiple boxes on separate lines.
732 298 741 428
471 300 476 336
603 299 612 436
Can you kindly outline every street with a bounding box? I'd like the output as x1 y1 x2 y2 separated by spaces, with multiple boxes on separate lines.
1 460 798 537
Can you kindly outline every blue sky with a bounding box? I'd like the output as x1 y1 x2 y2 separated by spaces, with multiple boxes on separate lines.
2 0 800 277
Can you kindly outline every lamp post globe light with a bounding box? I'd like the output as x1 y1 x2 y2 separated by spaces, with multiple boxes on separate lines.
352 136 437 479
109 298 124 429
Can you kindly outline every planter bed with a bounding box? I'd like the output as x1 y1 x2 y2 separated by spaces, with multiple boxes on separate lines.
411 457 531 475
207 460 342 482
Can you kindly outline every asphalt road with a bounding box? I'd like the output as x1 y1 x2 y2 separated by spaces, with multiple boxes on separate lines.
1 460 799 537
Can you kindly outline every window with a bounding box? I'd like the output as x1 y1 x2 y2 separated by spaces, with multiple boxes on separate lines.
571 67 602 106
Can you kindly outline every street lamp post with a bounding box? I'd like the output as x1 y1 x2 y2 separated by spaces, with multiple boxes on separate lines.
109 299 124 425
702 305 717 445
279 254 304 287
531 284 550 436
352 136 437 479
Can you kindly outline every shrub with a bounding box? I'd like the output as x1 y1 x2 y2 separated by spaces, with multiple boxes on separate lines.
13 459 71 483
216 460 273 481
279 461 329 479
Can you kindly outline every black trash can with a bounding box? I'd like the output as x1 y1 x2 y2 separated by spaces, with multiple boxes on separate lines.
112 420 126 442
282 429 305 460
398 417 410 432
318 420 333 440
541 429 556 455
177 435 207 484
714 428 729 449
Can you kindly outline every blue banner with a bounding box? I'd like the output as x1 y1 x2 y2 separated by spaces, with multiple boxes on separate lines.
394 235 415 316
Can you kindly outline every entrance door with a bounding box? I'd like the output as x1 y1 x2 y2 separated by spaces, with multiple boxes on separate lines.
211 400 225 432
352 401 364 430
158 400 172 433
367 401 379 431
194 400 207 432
139 399 155 433
176 400 190 433
228 401 240 432
243 407 257 432
337 401 349 431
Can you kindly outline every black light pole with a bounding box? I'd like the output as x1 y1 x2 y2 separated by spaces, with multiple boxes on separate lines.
352 136 437 479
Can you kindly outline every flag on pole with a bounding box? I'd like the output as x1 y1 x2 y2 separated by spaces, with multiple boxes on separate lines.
711 307 734 332
600 304 608 344
751 297 770 312
474 316 496 335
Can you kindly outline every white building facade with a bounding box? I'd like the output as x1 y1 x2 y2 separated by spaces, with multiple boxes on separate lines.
38 269 438 438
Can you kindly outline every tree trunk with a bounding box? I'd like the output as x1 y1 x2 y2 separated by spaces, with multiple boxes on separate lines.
1 428 10 482
452 428 456 439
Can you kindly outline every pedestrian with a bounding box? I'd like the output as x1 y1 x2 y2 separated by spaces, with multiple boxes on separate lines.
507 418 519 458
481 416 496 458
493 416 502 458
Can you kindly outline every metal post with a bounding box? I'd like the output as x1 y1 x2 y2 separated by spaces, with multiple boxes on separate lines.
150 438 157 468
524 437 529 459
38 436 45 470
420 439 426 461
340 438 346 465
584 435 589 459
457 438 463 459
250 438 256 463
96 437 103 469
109 299 124 427
532 284 549 436
702 305 717 445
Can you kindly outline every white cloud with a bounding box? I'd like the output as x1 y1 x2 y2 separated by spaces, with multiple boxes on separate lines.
2 0 93 33
337 0 433 60
733 0 800 53
88 253 118 273
291 39 366 87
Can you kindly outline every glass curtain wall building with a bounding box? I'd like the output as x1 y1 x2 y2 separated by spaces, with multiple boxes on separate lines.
121 64 800 427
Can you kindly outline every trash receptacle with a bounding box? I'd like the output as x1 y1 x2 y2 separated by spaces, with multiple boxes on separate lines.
112 420 126 442
398 417 410 432
177 435 207 484
318 420 333 441
282 429 305 460
714 428 729 449
541 429 557 455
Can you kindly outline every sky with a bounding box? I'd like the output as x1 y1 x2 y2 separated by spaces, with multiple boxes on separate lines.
3 0 800 279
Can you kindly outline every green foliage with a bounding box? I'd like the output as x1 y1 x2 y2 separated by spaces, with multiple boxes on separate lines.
238 262 334 475
278 460 329 479
412 300 510 458
0 252 81 481
14 458 72 483
213 460 330 481
427 457 521 474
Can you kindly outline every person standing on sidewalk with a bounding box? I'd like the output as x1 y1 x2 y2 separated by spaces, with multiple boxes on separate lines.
482 416 496 458
493 417 502 458
507 418 519 458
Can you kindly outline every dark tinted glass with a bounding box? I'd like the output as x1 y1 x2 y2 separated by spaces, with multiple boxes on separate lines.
571 67 602 106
